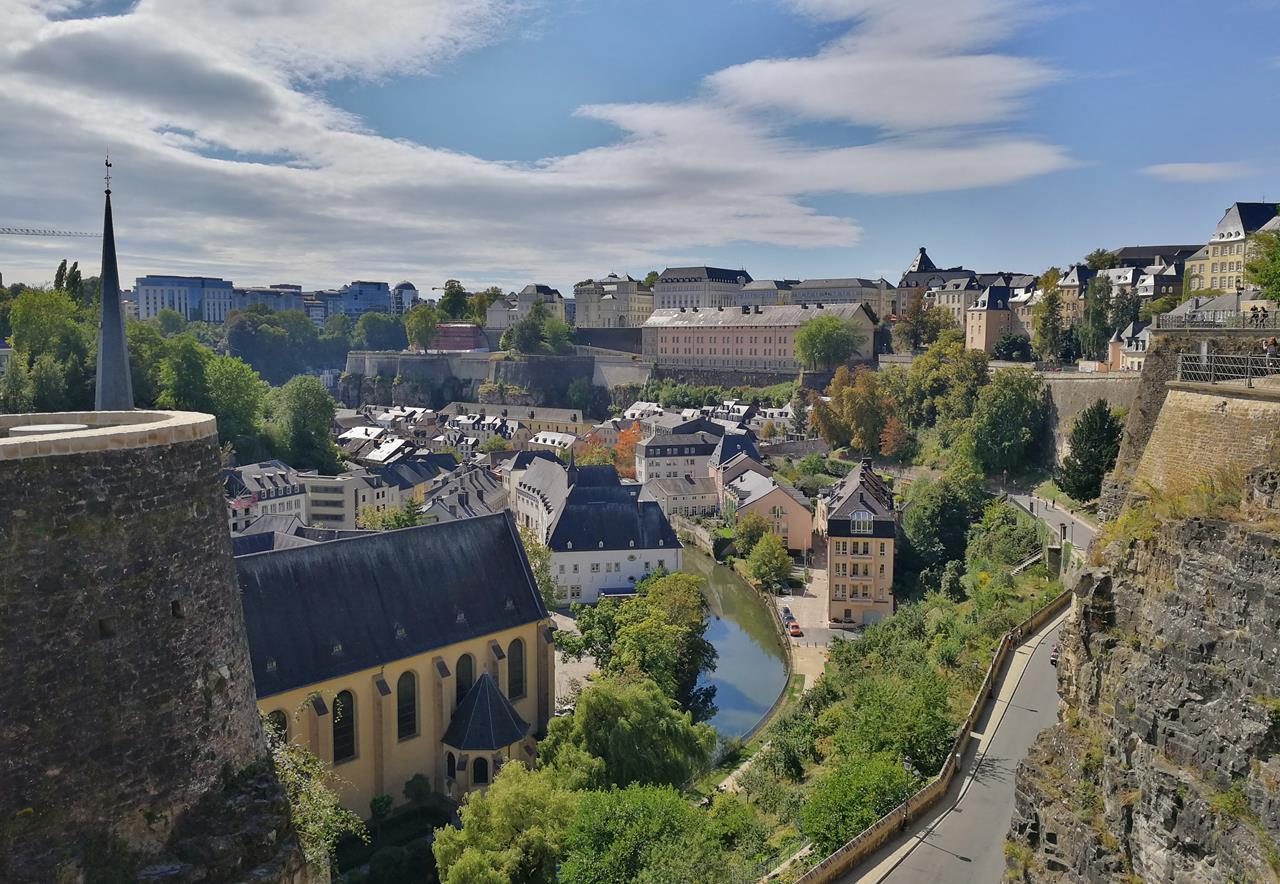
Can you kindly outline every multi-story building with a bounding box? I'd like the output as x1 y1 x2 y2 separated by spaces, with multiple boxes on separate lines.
642 302 876 373
897 248 974 312
965 286 1018 353
223 459 309 533
336 280 393 318
1185 203 1280 293
641 476 721 518
635 430 721 482
737 279 799 307
420 464 508 524
134 275 233 321
572 273 654 328
926 276 982 330
1107 321 1152 372
299 468 403 529
654 266 752 310
441 403 594 437
816 459 898 626
791 278 898 319
207 284 306 323
722 469 813 555
392 281 419 315
239 513 554 812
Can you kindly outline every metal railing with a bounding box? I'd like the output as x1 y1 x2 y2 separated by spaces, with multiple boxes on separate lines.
1155 310 1280 331
1176 352 1280 386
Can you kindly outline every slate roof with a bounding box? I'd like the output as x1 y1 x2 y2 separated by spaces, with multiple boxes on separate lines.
820 458 896 536
547 486 679 553
421 465 508 524
658 266 753 284
969 286 1015 312
899 269 974 289
497 450 561 473
643 476 719 500
237 512 547 698
642 303 873 329
726 470 808 508
793 277 891 290
709 432 761 468
640 430 720 454
440 672 530 751
224 460 303 499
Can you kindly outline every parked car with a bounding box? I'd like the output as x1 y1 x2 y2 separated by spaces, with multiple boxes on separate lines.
781 606 792 617
788 622 803 637
783 613 796 623
1049 644 1060 666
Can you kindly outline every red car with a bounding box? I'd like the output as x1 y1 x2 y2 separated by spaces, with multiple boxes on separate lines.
788 622 803 638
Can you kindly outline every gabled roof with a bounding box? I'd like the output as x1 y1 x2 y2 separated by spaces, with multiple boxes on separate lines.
547 487 679 553
496 450 560 473
821 458 895 521
726 470 808 509
709 432 761 468
904 246 937 274
641 430 720 452
441 673 530 751
237 512 547 697
642 476 719 500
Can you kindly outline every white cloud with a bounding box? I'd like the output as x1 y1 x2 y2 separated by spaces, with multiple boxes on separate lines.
0 0 1071 289
1140 162 1253 183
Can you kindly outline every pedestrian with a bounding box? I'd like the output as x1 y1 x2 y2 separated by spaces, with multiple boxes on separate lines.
1262 306 1272 329
1269 337 1278 358
1251 305 1261 328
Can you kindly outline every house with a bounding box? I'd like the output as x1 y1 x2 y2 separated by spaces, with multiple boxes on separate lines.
573 274 654 328
635 430 721 482
1185 203 1280 293
299 468 403 529
238 513 554 813
964 286 1017 353
493 450 561 498
224 460 309 533
897 247 975 312
654 266 752 310
528 431 578 455
722 470 813 554
421 464 508 524
641 476 721 518
546 479 681 604
815 459 898 626
441 402 593 436
1107 321 1152 372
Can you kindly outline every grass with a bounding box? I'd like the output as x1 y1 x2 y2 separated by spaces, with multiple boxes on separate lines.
1034 479 1099 525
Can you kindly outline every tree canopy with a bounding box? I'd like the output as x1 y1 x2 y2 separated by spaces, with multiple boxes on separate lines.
1084 248 1118 270
968 368 1047 474
748 532 793 588
794 315 865 369
403 303 439 351
1057 398 1123 502
1247 228 1280 302
1031 268 1064 363
810 366 887 454
891 300 954 352
353 311 407 352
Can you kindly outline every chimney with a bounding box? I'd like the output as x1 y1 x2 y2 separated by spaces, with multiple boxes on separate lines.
800 303 808 309
459 491 468 508
741 305 750 314
476 489 484 503
816 302 824 309
754 305 762 314
861 457 872 469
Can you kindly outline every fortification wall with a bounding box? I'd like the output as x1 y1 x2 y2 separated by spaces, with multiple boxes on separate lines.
1041 374 1140 461
0 412 308 882
1130 384 1280 495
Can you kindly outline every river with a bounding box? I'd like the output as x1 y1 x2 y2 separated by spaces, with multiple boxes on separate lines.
683 550 789 740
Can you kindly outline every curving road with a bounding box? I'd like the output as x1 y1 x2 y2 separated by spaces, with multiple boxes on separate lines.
1006 491 1097 551
842 613 1066 884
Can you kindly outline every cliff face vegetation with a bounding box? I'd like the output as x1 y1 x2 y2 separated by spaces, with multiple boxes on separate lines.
1007 468 1280 883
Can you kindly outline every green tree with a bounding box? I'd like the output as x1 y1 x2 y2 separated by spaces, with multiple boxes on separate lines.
794 315 865 369
156 335 212 412
1057 398 1123 502
357 500 424 531
53 259 67 291
543 317 572 354
891 301 954 352
969 368 1047 474
1078 276 1113 360
938 559 965 600
1084 248 1118 270
275 375 340 473
1031 267 1064 363
811 366 887 453
902 331 989 429
9 288 81 360
477 435 510 454
0 352 32 413
403 303 440 351
433 764 579 884
353 311 407 351
790 388 809 436
509 316 544 353
518 526 558 611
748 532 793 588
65 262 83 304
1109 285 1140 335
991 333 1032 361
966 500 1043 568
267 716 366 866
1246 228 1280 301
437 279 469 319
643 270 660 289
154 308 187 337
206 355 267 444
540 677 716 788
902 467 984 575
734 510 769 555
802 752 919 855
126 320 168 407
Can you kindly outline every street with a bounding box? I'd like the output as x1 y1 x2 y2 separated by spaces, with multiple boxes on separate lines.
844 614 1066 884
1006 491 1097 550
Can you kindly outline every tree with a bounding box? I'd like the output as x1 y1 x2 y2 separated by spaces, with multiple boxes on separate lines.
543 317 572 354
891 301 954 352
433 764 579 884
9 288 81 360
810 366 887 454
901 331 989 429
938 559 965 600
613 423 641 479
353 311 407 351
1031 268 1064 363
991 333 1032 361
274 375 340 473
518 526 558 611
969 368 1047 474
65 262 83 304
901 467 984 574
801 752 919 855
1084 248 1118 270
540 676 715 789
29 354 67 412
643 270 660 289
157 335 212 413
759 419 777 440
748 532 793 588
0 352 32 413
154 308 187 337
1109 285 1140 336
267 716 366 866
53 259 67 291
1078 276 1113 361
1057 398 1123 502
357 500 425 531
879 415 915 461
477 435 509 454
206 355 267 444
789 388 809 436
966 500 1043 568
508 316 544 353
403 303 440 352
734 510 769 555
1247 228 1280 302
437 279 469 319
794 315 865 369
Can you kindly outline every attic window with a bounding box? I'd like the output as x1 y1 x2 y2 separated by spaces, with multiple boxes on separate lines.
265 657 278 673
505 597 516 612
629 540 635 548
456 611 467 625
566 541 573 550
331 641 344 656
598 541 604 549
394 622 407 640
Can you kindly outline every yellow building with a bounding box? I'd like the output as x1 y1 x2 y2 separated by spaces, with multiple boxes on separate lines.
815 459 898 626
1185 202 1280 293
237 512 554 816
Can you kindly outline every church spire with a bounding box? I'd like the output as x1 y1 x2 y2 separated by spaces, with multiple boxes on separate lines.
95 156 134 410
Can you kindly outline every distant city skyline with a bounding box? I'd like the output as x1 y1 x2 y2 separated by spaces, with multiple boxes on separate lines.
1 0 1278 296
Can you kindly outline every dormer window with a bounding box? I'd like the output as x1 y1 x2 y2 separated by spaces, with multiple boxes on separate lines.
851 511 873 534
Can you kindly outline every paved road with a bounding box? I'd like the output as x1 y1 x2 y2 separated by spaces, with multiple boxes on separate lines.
1006 491 1097 550
845 615 1065 884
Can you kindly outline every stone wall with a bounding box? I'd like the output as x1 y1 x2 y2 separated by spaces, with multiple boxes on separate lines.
0 429 309 882
1040 374 1140 462
1008 518 1280 882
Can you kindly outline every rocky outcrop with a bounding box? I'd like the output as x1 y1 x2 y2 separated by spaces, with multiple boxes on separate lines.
1007 499 1280 882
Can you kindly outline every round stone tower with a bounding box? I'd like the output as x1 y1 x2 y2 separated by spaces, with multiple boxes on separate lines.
0 411 307 881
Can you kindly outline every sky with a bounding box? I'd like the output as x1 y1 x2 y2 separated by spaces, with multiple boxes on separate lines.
1 0 1278 296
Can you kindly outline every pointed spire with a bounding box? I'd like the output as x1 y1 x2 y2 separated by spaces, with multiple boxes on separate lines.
95 157 134 410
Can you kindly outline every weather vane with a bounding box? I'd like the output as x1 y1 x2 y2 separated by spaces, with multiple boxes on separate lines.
104 154 112 193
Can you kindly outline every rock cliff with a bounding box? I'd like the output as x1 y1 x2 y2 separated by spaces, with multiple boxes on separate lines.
1007 469 1280 882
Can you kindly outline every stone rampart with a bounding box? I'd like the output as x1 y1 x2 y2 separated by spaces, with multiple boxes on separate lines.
1041 373 1140 462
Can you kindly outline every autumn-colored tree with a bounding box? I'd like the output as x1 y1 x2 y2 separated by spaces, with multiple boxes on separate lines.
879 415 915 461
574 442 614 466
810 366 887 455
612 423 642 479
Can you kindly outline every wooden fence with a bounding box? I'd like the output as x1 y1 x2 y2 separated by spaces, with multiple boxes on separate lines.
790 587 1074 883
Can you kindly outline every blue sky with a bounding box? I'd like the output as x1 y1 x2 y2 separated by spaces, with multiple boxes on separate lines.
1 0 1277 292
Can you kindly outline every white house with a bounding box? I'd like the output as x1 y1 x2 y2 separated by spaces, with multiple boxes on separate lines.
224 460 309 533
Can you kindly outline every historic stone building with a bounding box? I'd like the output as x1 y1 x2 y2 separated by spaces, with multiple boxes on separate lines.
815 459 898 626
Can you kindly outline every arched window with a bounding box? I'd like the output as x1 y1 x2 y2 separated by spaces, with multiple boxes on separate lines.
850 511 874 534
332 690 356 763
456 654 475 704
447 751 457 780
396 671 418 740
507 638 526 699
473 756 489 785
266 709 288 743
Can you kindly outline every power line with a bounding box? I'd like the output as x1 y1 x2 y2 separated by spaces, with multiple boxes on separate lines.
0 226 101 238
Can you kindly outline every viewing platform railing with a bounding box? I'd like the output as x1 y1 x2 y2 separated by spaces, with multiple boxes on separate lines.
1176 352 1280 386
1155 310 1280 331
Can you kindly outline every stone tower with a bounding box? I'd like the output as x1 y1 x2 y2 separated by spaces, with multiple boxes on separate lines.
0 412 309 881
